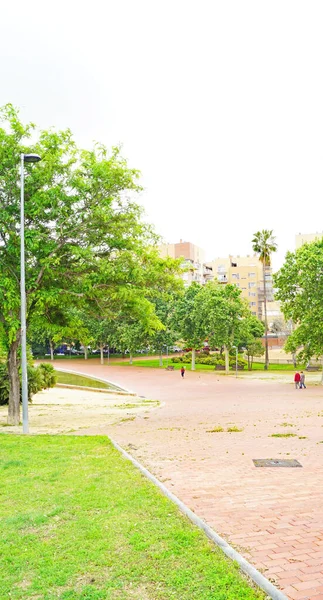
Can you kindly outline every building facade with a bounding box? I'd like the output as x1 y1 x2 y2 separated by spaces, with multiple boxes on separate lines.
159 240 213 286
206 254 274 320
295 232 323 249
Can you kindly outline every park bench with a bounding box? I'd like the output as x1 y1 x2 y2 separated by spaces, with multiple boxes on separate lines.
305 365 320 371
166 365 175 371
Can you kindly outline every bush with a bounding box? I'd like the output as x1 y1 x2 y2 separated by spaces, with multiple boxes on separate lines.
171 356 182 363
0 363 10 406
38 363 57 388
0 362 57 405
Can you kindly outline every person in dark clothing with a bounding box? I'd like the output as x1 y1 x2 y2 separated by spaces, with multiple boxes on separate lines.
300 371 306 389
180 366 185 378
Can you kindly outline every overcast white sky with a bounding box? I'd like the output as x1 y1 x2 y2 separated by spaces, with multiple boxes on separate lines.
1 0 322 270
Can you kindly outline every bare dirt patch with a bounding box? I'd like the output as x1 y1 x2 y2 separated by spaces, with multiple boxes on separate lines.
0 387 160 435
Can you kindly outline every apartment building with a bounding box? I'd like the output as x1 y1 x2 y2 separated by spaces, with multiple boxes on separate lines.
159 240 213 286
206 255 273 319
295 231 323 249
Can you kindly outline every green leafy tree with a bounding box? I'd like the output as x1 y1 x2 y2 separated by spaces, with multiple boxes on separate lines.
193 282 249 374
0 104 181 424
245 340 265 370
252 229 277 370
274 240 323 379
150 294 182 366
174 283 205 370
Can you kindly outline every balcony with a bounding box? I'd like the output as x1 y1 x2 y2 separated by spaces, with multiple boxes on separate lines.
218 275 228 284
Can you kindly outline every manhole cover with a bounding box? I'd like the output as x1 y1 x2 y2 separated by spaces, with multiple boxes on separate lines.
253 459 302 468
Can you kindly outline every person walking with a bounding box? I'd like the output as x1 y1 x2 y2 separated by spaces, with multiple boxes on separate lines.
294 371 301 389
180 366 185 378
300 371 306 389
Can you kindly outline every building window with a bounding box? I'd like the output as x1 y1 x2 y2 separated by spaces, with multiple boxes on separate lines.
252 311 257 315
231 273 239 280
249 292 256 297
249 301 256 306
248 282 256 288
248 272 256 277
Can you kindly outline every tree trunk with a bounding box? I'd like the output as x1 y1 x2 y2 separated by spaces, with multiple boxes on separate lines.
100 343 104 365
7 340 20 426
84 346 88 360
224 345 229 374
292 352 296 368
159 351 163 367
248 355 251 370
191 348 196 371
263 263 269 370
49 340 54 361
129 353 133 365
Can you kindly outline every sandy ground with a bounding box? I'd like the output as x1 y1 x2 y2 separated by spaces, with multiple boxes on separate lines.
0 387 160 434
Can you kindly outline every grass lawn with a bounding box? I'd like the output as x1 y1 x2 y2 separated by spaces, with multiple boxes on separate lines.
0 435 264 600
55 371 122 391
114 358 307 372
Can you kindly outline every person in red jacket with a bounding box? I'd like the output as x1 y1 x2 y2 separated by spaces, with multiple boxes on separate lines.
294 371 301 389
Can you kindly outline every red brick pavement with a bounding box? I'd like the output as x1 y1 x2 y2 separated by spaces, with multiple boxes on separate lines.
58 360 323 599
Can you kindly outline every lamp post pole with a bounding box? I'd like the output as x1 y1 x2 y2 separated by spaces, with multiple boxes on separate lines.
20 154 29 434
20 153 41 434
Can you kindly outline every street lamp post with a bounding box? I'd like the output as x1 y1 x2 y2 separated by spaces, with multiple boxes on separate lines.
20 153 41 434
232 345 238 379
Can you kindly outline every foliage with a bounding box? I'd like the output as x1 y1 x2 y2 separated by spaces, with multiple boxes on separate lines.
174 283 205 368
0 436 264 599
37 363 57 389
172 353 247 369
192 282 250 357
251 229 277 267
274 240 323 363
244 339 265 370
0 104 182 421
0 362 56 405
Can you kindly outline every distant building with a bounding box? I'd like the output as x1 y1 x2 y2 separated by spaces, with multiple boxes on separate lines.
159 240 212 286
206 254 273 320
295 232 323 249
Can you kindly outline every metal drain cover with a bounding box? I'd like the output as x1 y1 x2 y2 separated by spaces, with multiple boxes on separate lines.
253 459 302 468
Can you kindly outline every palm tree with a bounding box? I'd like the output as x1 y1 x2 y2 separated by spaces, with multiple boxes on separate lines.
252 230 277 370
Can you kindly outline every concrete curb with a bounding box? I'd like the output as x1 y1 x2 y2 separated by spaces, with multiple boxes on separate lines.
54 368 135 396
110 437 288 600
56 383 136 396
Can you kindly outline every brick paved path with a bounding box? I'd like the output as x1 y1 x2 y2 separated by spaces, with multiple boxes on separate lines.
59 361 323 599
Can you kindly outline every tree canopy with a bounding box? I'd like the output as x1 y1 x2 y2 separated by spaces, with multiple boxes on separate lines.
0 103 182 423
274 239 323 364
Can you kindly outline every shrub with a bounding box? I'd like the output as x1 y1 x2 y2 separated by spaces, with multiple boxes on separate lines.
27 365 44 398
0 363 10 406
171 356 182 363
38 363 57 388
0 362 57 405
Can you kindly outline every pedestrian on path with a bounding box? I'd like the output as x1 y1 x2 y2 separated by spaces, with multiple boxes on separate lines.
300 371 306 389
180 366 185 378
294 371 301 389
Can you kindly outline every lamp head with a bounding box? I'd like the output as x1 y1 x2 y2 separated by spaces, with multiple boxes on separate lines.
23 153 41 163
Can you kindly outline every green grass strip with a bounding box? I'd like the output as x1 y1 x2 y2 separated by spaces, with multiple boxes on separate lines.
0 435 264 599
55 371 121 390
